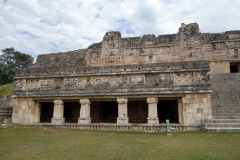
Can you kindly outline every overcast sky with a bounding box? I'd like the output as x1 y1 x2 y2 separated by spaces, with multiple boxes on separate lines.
0 0 240 58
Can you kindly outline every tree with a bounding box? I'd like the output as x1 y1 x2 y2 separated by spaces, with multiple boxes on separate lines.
0 47 34 84
0 68 2 84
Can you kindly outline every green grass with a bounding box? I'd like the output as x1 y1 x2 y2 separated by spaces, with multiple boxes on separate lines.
0 124 240 160
0 83 15 98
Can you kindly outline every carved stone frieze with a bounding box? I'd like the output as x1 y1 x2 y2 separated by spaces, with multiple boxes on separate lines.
130 75 145 85
39 80 54 89
64 78 78 87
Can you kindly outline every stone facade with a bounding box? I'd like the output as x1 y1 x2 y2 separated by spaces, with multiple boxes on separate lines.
12 23 240 132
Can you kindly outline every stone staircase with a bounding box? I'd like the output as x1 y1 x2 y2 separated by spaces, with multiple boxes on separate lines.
202 106 240 133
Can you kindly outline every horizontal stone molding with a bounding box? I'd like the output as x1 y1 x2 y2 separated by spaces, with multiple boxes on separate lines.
13 85 212 98
15 60 210 78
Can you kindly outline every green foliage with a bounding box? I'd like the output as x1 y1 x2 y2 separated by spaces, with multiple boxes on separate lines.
0 83 15 98
155 83 159 86
55 86 61 89
0 47 34 84
0 87 7 93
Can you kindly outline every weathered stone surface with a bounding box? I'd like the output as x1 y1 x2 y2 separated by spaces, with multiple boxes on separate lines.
0 96 13 119
117 98 129 124
11 23 240 132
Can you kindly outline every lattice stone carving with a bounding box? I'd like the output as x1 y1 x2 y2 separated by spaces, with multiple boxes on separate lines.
173 72 193 85
26 79 40 90
24 71 206 90
26 78 63 90
214 43 225 49
110 75 122 87
202 51 215 59
78 77 87 89
145 74 157 86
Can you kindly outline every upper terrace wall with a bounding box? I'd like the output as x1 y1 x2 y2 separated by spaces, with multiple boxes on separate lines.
13 61 211 98
28 23 240 69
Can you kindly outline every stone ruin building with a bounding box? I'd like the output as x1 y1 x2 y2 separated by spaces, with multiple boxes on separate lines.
12 23 240 133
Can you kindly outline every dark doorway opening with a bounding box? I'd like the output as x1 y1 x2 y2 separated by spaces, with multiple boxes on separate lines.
128 100 148 123
230 65 238 73
230 62 240 73
64 102 80 123
91 101 118 123
157 100 179 123
40 102 54 123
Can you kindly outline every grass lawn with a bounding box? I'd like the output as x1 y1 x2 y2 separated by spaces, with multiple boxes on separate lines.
0 123 240 160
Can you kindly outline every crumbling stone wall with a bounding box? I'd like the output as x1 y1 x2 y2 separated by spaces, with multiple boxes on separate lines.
26 23 240 72
0 96 13 120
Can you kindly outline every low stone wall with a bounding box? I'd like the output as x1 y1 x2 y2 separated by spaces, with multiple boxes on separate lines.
37 123 201 132
210 73 240 108
0 96 13 120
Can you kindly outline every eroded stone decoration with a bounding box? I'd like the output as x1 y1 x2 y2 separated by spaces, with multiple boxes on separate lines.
12 23 240 133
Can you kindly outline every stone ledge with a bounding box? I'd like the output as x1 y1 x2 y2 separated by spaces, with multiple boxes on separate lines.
15 60 210 78
13 85 212 97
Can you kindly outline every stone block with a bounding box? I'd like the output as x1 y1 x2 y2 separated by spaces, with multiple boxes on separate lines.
117 118 129 124
78 118 91 124
197 108 203 113
147 118 159 124
51 118 65 124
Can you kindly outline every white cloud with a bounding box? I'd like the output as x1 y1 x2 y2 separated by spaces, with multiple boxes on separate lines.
0 0 240 58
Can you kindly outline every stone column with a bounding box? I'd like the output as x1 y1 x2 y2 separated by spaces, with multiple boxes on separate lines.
78 98 91 124
147 97 159 124
117 98 129 124
51 100 65 124
35 102 41 123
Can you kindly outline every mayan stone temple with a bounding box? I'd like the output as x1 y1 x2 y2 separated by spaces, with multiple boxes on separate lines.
12 23 240 133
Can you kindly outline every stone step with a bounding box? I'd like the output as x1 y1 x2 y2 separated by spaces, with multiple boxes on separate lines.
212 119 240 123
202 127 240 133
212 110 240 113
212 107 240 110
212 116 240 119
206 123 240 128
212 113 240 116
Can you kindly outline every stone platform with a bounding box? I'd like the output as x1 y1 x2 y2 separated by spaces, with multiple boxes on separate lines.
36 123 201 132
